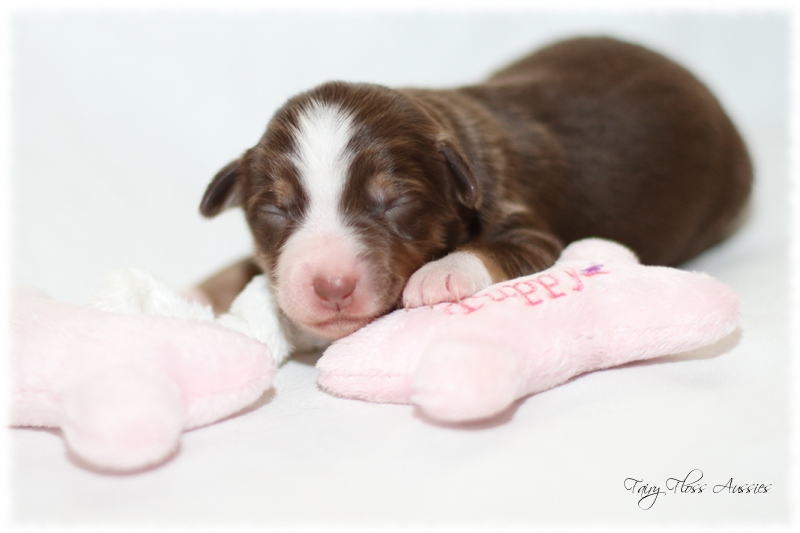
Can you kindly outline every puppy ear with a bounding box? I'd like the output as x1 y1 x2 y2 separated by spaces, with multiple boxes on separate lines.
200 159 243 218
439 140 482 209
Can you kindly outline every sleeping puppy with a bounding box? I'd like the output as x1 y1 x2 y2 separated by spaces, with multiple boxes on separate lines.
198 36 752 342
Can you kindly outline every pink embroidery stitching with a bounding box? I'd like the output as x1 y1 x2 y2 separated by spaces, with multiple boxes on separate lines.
511 280 544 307
441 263 611 316
564 268 584 291
536 274 566 299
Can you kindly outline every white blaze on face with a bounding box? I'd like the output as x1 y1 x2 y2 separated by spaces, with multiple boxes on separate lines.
291 100 355 232
275 99 377 339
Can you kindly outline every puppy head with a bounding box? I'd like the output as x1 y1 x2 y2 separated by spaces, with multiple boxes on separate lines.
200 82 481 340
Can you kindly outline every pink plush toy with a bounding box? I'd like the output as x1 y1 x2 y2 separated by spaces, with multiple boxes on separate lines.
10 238 739 472
9 272 287 472
317 238 740 422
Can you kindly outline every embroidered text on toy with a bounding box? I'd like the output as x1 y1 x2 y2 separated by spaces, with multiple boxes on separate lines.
442 263 610 316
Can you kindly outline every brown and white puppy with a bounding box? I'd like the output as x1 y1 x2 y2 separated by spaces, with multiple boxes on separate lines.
198 36 752 341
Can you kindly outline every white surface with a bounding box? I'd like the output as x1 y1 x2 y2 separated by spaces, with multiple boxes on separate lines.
7 9 792 529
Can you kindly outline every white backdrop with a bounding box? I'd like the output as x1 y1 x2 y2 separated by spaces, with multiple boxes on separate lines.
7 6 793 528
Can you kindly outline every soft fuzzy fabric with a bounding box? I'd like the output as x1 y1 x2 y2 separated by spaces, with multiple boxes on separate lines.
316 238 741 422
9 238 740 471
10 273 282 472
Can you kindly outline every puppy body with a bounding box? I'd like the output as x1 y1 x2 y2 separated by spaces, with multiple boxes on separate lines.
200 37 752 341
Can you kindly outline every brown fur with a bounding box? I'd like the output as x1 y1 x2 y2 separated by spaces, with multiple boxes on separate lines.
199 36 752 320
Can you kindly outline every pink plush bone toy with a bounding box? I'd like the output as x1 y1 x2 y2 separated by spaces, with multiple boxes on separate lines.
10 272 285 472
10 238 739 472
317 238 741 422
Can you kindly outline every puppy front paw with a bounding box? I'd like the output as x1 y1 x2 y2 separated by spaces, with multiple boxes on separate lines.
402 251 493 308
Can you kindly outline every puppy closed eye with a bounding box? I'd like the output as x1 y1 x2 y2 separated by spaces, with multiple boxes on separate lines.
366 173 420 216
251 175 305 224
382 197 421 217
260 203 290 220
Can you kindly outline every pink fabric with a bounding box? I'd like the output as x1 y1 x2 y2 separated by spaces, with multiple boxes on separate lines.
317 238 741 422
10 290 275 472
8 238 740 471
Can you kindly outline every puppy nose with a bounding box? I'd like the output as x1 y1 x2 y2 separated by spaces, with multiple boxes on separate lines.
313 276 356 311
